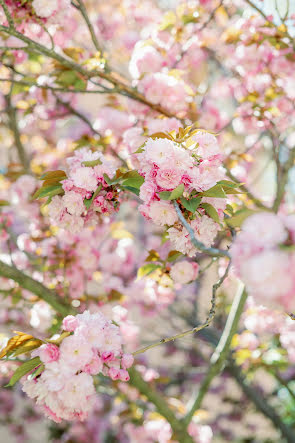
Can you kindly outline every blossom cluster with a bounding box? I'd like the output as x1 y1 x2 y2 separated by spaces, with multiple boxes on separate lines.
22 310 134 422
231 212 295 311
136 132 226 256
47 148 118 233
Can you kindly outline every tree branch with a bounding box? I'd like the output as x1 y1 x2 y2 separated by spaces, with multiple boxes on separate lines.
128 367 193 442
183 283 247 426
0 259 71 316
5 89 31 173
133 261 231 356
0 25 176 118
173 201 230 258
71 0 103 54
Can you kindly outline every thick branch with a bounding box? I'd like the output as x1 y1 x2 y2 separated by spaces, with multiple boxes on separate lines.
5 92 30 172
183 283 247 426
0 259 70 316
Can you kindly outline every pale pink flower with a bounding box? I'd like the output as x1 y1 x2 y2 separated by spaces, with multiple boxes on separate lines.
170 261 199 284
59 335 93 372
32 0 58 18
138 72 188 114
242 212 287 247
240 250 293 307
121 354 134 369
70 167 98 192
36 344 60 364
59 372 95 410
94 107 135 136
148 201 178 226
129 44 163 79
62 191 85 216
156 168 182 190
62 315 79 332
192 132 220 159
48 196 64 221
59 213 84 233
139 180 157 204
143 138 175 166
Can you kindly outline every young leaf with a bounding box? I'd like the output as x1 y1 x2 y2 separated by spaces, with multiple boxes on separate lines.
6 357 41 387
159 191 172 200
180 196 201 212
145 249 161 262
0 331 41 359
200 184 226 198
166 250 183 262
199 203 220 224
82 159 102 167
169 183 184 200
137 263 162 279
32 184 64 200
225 208 256 227
122 171 144 189
40 170 67 181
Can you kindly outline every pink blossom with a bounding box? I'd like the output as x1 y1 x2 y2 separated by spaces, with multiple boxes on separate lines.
156 168 182 190
70 167 98 192
148 201 178 226
170 261 199 284
32 0 58 18
129 44 163 79
37 344 60 364
62 191 85 216
62 315 79 332
121 354 134 369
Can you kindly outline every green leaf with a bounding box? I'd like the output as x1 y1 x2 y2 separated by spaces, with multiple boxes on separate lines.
0 200 10 207
122 171 144 189
180 197 201 213
56 70 87 90
6 357 41 387
222 186 243 195
145 249 161 262
200 184 226 198
121 185 140 196
40 170 67 180
166 250 182 262
82 159 102 167
169 183 184 200
158 191 172 200
225 208 256 227
32 185 64 200
29 363 45 380
200 203 220 224
217 180 240 188
137 263 162 279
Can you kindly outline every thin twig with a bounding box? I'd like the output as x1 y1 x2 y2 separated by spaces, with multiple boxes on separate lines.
173 201 230 258
133 260 231 356
0 24 176 118
72 0 103 54
183 283 247 426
